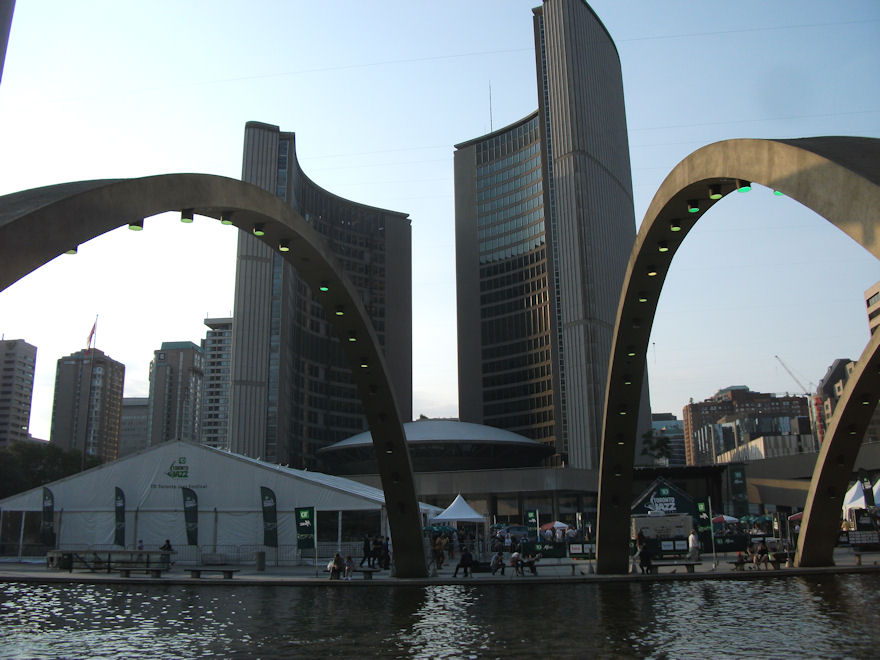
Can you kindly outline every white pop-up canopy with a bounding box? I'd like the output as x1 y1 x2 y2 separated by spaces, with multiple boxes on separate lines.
431 493 485 523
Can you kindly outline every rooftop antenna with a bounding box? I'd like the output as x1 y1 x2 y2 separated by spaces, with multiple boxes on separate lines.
489 81 493 131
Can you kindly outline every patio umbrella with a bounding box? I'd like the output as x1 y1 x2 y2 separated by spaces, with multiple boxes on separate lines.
539 520 570 531
712 514 739 523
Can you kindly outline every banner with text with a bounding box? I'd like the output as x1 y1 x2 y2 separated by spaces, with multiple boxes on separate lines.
114 487 125 547
182 487 199 546
41 487 55 547
261 487 278 548
295 506 315 550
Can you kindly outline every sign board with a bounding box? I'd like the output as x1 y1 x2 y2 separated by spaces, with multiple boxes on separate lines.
525 510 538 539
295 506 315 550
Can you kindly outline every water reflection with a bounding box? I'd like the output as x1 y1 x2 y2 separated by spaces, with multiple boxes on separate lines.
1 576 880 658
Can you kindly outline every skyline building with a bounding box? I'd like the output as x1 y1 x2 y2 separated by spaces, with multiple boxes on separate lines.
118 396 149 457
0 337 36 446
200 317 232 451
49 347 124 462
230 121 412 468
147 341 203 446
454 0 650 469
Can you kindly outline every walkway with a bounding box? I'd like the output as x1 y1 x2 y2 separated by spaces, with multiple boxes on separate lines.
1 548 877 587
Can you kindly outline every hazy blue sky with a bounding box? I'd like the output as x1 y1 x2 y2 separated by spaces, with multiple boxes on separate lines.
1 0 878 440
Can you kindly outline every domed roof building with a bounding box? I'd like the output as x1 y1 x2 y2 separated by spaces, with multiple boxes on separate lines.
318 419 553 475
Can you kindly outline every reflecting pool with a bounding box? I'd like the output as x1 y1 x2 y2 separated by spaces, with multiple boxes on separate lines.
2 575 879 658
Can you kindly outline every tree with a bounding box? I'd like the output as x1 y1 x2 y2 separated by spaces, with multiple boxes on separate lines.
641 430 672 464
0 442 101 499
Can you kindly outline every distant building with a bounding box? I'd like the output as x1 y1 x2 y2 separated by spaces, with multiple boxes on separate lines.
716 433 819 463
0 338 36 446
230 121 412 468
682 387 809 465
818 358 880 446
118 397 149 457
866 280 880 336
649 413 686 467
200 318 232 451
0 0 13 86
147 342 203 446
50 348 124 462
454 0 650 469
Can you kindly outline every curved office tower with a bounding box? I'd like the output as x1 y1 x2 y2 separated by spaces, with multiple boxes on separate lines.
455 0 650 469
231 122 412 468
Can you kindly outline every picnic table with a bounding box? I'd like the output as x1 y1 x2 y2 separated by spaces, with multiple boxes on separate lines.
47 549 171 573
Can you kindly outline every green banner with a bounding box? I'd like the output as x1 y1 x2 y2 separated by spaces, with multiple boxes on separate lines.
525 510 538 539
114 487 125 547
182 487 198 546
295 506 315 550
728 466 749 518
41 487 55 547
261 487 278 548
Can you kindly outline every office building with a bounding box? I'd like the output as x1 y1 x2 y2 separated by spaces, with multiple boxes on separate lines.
454 0 650 469
147 341 203 446
649 413 686 468
201 317 232 451
50 348 124 462
118 397 149 457
231 121 412 468
0 338 36 446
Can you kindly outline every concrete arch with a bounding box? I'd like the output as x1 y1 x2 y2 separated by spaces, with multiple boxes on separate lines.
0 173 427 577
595 137 880 574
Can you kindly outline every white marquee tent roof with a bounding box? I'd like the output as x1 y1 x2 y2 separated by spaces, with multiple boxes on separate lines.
0 441 441 548
430 493 485 523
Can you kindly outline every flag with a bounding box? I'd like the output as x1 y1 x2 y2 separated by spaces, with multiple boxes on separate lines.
86 318 97 351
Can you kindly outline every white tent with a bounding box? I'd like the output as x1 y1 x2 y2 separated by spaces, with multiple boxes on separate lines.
0 440 441 553
430 494 485 523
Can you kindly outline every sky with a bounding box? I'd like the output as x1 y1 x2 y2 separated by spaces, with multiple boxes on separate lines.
0 0 878 441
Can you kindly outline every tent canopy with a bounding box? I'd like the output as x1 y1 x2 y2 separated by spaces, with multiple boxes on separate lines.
430 494 485 523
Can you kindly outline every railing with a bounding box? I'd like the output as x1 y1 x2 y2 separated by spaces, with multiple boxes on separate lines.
3 540 388 567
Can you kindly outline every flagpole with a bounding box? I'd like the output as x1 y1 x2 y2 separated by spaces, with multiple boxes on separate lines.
81 316 98 470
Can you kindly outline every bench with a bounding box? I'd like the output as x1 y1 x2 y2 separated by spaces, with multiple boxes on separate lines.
117 567 164 578
350 567 380 580
646 560 699 574
188 567 239 579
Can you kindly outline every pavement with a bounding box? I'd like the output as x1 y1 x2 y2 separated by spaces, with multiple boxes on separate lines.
2 547 879 587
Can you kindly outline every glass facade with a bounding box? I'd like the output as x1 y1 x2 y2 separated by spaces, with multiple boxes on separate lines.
471 115 557 448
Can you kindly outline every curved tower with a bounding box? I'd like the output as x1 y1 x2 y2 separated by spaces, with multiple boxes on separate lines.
231 122 412 468
455 0 650 469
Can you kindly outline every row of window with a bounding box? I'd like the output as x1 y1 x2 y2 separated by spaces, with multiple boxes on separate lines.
480 234 546 264
475 121 541 170
476 154 541 194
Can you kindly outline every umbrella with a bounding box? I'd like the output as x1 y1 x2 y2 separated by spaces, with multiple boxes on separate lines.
712 514 739 524
539 520 570 531
788 512 803 522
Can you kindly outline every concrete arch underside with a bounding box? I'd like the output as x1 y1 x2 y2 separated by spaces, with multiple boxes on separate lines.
595 137 880 575
0 173 427 578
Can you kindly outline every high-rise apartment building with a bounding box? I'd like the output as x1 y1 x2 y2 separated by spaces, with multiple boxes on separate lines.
230 122 412 468
201 317 232 451
147 341 204 446
0 338 36 446
50 348 124 462
454 0 650 469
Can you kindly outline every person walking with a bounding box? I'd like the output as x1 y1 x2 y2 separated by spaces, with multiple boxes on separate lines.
687 529 700 562
360 534 372 567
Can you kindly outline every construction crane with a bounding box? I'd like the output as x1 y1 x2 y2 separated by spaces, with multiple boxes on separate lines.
774 355 811 395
